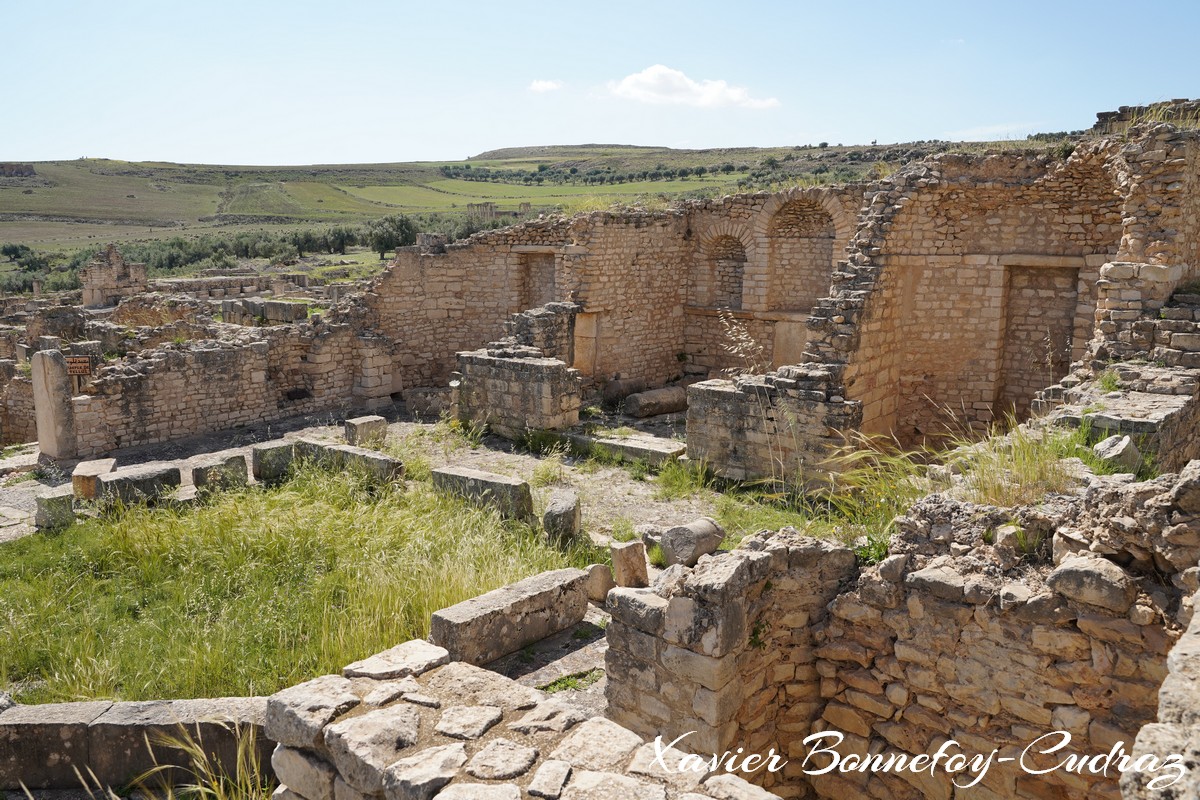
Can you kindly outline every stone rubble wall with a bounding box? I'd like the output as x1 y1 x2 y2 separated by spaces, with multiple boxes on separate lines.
605 533 857 798
79 244 147 308
1120 587 1200 800
685 364 860 482
266 639 778 800
606 464 1200 799
64 322 394 457
1 371 34 445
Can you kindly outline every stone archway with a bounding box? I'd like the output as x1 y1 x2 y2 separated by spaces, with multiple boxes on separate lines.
765 198 837 312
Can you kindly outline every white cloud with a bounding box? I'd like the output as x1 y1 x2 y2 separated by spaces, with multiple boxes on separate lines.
528 79 564 93
608 65 779 110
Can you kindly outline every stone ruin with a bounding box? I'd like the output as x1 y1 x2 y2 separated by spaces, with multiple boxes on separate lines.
2 107 1200 798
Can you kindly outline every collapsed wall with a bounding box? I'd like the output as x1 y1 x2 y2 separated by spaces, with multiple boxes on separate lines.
605 463 1200 799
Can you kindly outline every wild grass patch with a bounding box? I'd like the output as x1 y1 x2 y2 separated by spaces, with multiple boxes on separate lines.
0 464 598 703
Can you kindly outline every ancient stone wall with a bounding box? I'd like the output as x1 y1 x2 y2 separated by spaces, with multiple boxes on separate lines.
605 465 1200 799
79 245 147 308
0 365 34 445
61 323 389 457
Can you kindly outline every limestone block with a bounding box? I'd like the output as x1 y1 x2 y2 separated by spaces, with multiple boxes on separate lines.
71 458 116 499
543 489 581 541
1169 461 1200 513
83 698 269 789
272 745 336 800
192 453 249 491
381 742 466 800
584 563 615 603
435 705 502 740
660 517 725 567
345 415 388 446
97 464 182 507
548 717 643 771
34 484 74 529
1092 435 1141 472
431 466 534 524
324 705 421 793
429 569 587 665
1047 556 1138 613
528 759 572 799
0 701 112 789
330 444 405 482
265 674 359 751
508 700 589 735
561 770 666 799
465 737 538 779
624 386 688 418
437 785 520 800
342 639 449 680
421 662 542 711
611 541 649 588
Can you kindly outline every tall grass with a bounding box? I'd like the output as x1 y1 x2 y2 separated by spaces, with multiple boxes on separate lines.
0 464 599 703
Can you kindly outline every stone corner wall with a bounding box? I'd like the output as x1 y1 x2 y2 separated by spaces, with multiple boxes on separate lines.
604 533 858 798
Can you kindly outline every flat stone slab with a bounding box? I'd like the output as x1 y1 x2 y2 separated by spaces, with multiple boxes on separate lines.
429 568 588 665
431 466 534 524
465 738 539 779
343 640 448 680
435 705 502 740
329 444 404 482
382 742 466 800
565 432 685 467
548 717 643 771
421 662 543 712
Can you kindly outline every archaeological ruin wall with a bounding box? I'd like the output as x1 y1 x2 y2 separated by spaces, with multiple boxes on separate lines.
606 462 1200 799
690 126 1200 481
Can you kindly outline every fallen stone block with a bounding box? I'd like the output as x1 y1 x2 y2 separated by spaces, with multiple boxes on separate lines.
324 705 421 794
611 541 649 588
0 700 113 789
71 458 116 500
432 466 534 524
1048 556 1138 613
329 444 404 482
34 484 74 529
1093 434 1141 472
429 568 588 665
251 440 295 484
192 453 249 491
543 488 581 541
345 415 388 446
660 517 725 567
97 464 182 507
624 385 688 418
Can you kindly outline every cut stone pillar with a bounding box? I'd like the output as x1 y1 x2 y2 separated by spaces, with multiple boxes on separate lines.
31 350 76 460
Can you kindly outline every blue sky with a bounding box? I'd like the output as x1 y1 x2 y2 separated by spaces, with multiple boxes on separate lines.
4 0 1197 164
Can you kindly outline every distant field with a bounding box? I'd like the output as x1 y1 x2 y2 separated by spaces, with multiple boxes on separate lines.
0 136 1075 251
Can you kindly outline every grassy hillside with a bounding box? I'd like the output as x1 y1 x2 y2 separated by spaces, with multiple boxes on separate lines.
0 135 1080 251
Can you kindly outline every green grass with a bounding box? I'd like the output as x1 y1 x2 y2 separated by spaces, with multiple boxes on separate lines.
654 459 713 500
539 667 604 693
0 463 599 703
1095 369 1121 393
